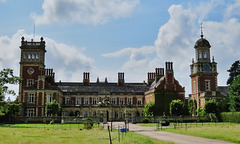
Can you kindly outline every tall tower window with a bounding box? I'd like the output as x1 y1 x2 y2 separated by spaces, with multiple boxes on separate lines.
203 50 207 58
205 80 211 91
27 79 34 87
46 94 52 103
28 94 35 103
199 50 202 58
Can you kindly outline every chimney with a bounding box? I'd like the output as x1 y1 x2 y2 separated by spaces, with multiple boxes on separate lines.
165 62 174 84
155 68 164 82
83 72 90 86
147 72 155 86
118 72 125 86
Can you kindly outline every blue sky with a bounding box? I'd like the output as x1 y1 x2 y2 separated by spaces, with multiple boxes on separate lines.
0 0 240 100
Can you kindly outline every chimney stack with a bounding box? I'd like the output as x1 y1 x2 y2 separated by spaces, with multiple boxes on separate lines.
155 68 164 82
165 62 174 84
83 72 90 85
118 72 125 86
147 72 155 85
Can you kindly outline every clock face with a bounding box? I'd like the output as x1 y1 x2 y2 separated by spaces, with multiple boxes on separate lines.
203 64 210 71
27 68 34 75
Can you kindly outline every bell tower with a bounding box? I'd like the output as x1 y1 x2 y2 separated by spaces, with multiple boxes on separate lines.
190 27 218 108
18 37 46 103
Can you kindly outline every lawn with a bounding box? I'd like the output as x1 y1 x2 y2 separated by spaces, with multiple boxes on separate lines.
0 124 172 144
162 122 240 144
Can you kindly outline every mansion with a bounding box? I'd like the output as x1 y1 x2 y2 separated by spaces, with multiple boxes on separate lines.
18 32 226 121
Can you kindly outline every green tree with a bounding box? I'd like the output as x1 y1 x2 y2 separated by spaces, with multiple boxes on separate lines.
228 75 240 112
45 100 61 117
169 99 184 116
204 99 218 114
227 60 240 85
196 107 205 116
0 68 21 101
188 99 193 116
144 101 155 116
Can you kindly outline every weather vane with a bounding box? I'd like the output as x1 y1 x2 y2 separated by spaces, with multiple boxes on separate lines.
200 23 204 38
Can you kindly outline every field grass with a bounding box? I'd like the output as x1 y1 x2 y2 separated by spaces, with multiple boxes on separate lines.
162 122 240 144
0 124 172 144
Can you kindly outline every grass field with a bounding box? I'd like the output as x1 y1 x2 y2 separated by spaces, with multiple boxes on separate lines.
0 124 172 144
138 122 240 144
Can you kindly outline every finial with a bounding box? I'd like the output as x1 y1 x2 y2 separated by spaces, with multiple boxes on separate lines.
192 58 194 64
21 36 24 42
200 23 204 38
212 56 215 62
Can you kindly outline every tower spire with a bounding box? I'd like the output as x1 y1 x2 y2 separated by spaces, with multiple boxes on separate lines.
200 23 203 38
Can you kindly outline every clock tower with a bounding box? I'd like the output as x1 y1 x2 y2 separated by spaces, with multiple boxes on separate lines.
190 30 218 108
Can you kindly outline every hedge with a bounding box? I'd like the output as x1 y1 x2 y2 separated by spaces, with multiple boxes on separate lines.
221 112 240 123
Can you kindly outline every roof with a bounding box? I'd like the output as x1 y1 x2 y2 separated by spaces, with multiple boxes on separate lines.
194 38 211 48
217 86 228 97
57 82 150 94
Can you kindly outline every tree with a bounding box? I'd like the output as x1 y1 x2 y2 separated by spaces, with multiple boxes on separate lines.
188 99 193 116
45 100 61 117
228 75 240 112
204 99 218 114
0 68 21 101
0 69 21 121
169 99 184 116
227 60 240 85
144 101 155 116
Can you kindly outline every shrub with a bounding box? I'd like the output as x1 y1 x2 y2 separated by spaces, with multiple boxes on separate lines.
160 118 170 126
142 118 150 123
84 118 93 129
221 112 240 123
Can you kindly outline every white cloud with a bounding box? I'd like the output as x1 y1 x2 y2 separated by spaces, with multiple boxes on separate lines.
31 0 139 25
0 0 6 3
225 0 240 18
101 2 240 97
0 30 94 100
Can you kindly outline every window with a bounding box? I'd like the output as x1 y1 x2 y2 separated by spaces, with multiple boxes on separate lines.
28 94 34 103
46 94 52 103
205 80 211 91
65 97 70 105
137 99 142 105
28 53 31 59
120 98 124 105
27 109 35 117
203 50 207 58
84 98 89 105
111 98 117 105
92 98 97 105
76 98 81 105
199 50 202 58
115 112 118 119
127 98 132 105
193 81 196 93
27 79 34 87
83 112 88 118
36 53 39 59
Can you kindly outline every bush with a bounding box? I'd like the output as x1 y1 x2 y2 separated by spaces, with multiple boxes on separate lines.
50 119 54 124
221 112 240 123
160 118 170 126
84 118 93 129
142 118 150 123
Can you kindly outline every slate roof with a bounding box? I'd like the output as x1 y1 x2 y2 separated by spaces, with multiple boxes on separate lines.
217 86 228 97
57 82 150 94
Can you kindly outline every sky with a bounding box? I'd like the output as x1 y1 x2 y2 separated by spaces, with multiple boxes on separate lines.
0 0 240 101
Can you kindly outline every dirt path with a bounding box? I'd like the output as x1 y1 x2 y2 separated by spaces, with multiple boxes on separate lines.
109 122 235 144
